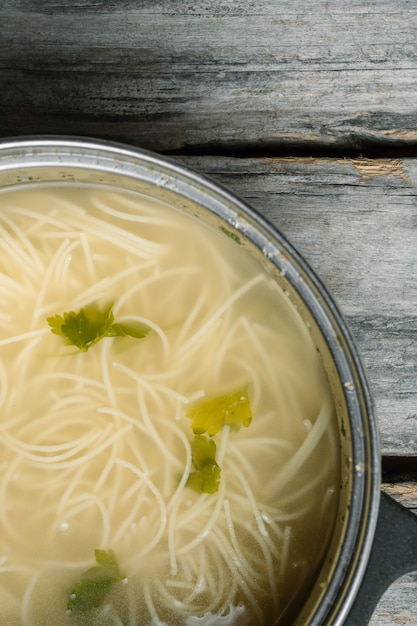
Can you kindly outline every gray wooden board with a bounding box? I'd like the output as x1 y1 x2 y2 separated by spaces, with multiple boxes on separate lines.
370 571 417 625
1 1 417 151
175 155 417 456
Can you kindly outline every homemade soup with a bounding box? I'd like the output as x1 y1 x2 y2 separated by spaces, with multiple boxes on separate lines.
0 185 339 625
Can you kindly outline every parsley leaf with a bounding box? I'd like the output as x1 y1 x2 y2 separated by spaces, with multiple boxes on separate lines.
94 549 121 576
67 549 124 613
186 461 221 494
187 389 252 436
47 302 114 352
107 321 151 339
47 303 150 352
220 225 241 244
190 433 217 467
186 435 221 494
67 577 116 613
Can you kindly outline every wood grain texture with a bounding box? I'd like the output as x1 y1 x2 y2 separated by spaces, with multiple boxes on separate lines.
383 483 417 513
1 0 417 151
176 155 417 455
370 571 417 625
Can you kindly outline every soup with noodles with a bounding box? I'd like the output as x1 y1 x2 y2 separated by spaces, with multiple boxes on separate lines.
0 184 339 625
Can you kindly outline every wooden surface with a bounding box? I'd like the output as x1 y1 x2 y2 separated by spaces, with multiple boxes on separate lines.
1 1 417 153
1 1 417 623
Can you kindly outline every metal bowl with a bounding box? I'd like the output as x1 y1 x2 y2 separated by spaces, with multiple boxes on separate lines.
0 136 382 624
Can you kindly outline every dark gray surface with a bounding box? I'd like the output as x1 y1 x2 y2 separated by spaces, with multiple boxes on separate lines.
347 493 417 626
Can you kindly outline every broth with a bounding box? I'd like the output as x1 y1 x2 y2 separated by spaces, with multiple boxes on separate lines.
0 185 339 625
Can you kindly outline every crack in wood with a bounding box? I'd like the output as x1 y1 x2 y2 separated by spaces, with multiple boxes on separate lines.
164 141 417 159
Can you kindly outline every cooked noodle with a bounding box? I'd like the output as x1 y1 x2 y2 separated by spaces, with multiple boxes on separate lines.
0 185 339 625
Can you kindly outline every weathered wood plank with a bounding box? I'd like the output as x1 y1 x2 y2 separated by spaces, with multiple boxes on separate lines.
382 483 417 513
370 571 417 626
1 1 417 151
176 155 417 455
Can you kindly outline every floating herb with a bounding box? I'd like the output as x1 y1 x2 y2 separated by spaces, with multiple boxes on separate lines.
67 549 125 613
186 435 221 494
187 389 252 436
220 226 241 244
47 302 150 352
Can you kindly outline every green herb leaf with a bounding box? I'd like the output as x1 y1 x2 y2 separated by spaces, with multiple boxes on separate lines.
220 226 241 244
67 577 116 612
47 303 150 351
47 302 114 352
67 549 124 613
186 461 221 494
186 435 221 494
190 434 217 469
107 321 151 339
187 389 252 436
94 549 120 577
